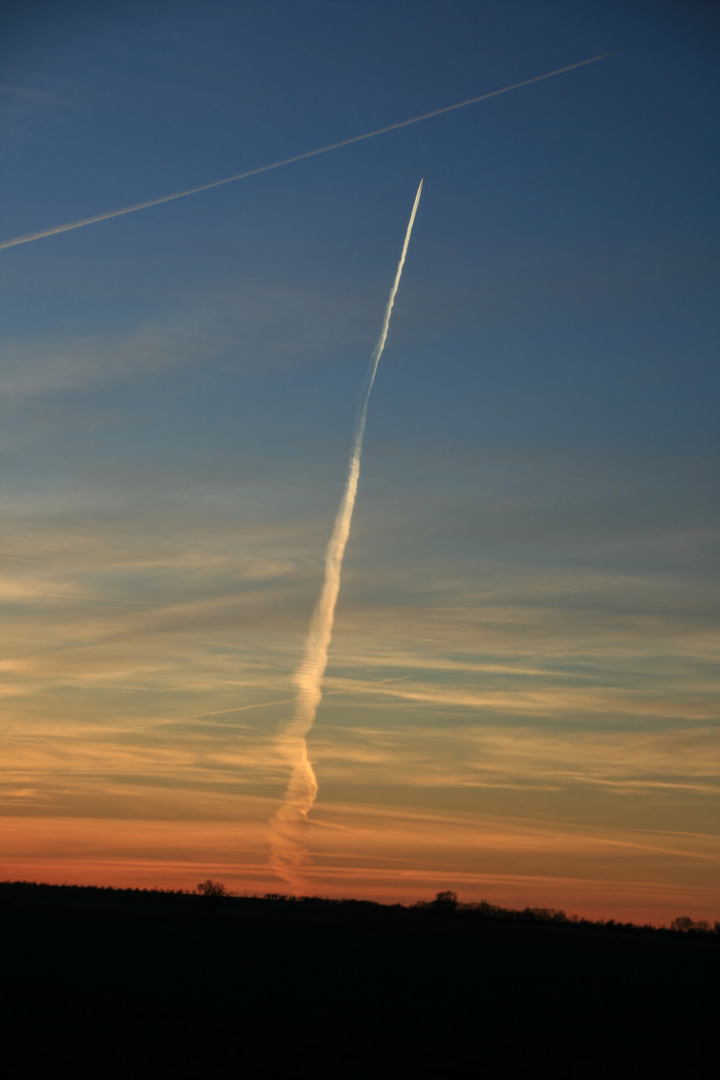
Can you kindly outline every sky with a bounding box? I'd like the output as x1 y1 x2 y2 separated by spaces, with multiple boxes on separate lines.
1 0 719 924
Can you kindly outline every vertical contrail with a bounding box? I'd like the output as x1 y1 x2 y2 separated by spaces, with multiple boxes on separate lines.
270 180 423 890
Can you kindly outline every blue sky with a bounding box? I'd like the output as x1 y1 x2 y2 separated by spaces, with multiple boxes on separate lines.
1 0 719 920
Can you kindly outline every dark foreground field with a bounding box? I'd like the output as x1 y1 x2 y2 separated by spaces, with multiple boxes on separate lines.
2 882 718 1078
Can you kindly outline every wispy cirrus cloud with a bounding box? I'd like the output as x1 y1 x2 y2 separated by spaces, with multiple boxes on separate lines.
0 278 370 403
0 78 75 142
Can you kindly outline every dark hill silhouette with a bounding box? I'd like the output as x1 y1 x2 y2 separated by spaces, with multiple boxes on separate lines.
2 881 718 1078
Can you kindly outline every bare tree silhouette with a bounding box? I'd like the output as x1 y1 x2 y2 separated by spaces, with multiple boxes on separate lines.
197 880 227 898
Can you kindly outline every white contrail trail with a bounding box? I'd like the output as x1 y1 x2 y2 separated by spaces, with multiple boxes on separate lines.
269 181 423 890
0 52 615 252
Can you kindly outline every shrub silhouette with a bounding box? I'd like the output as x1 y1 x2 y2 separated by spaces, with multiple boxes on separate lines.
197 880 227 898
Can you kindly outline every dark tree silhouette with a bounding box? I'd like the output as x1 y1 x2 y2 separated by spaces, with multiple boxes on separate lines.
433 890 459 911
197 880 227 898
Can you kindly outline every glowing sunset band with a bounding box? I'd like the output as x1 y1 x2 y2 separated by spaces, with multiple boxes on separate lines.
270 180 424 889
0 53 615 251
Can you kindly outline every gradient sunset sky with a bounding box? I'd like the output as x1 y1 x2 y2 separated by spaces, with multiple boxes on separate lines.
2 0 719 924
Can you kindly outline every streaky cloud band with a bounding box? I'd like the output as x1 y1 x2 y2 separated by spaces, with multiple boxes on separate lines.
0 52 615 251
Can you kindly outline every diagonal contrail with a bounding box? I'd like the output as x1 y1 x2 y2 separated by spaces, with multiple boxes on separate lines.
269 181 423 890
0 52 615 252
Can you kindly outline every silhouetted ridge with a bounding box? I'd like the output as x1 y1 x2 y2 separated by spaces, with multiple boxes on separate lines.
2 881 717 1078
2 881 717 937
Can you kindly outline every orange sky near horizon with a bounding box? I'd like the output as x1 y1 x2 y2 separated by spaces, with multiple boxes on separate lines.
2 811 717 927
2 494 719 927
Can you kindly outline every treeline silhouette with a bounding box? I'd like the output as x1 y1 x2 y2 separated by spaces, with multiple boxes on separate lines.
2 880 718 1078
4 879 716 936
